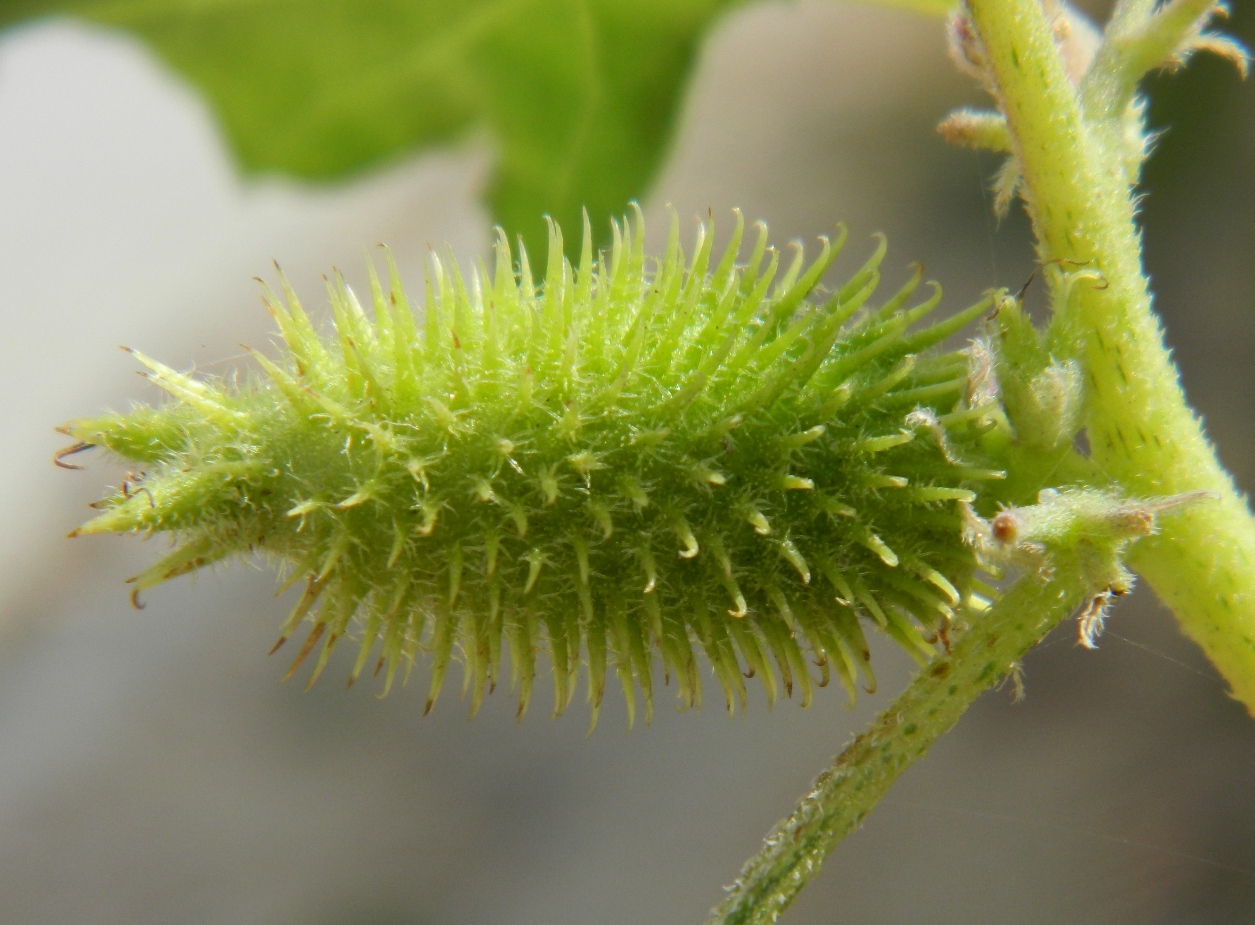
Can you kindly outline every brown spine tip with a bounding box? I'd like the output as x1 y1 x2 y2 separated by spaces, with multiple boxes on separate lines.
53 441 94 470
282 622 325 681
129 588 146 610
268 635 289 656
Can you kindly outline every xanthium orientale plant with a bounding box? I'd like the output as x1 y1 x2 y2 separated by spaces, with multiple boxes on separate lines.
59 209 1011 727
48 2 1255 923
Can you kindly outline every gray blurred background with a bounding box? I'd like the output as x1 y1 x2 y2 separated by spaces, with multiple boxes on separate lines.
0 2 1252 923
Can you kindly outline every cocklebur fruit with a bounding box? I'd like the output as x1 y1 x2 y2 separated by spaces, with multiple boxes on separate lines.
61 209 1005 726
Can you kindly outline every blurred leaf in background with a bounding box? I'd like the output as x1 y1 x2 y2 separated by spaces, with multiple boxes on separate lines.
1 0 748 256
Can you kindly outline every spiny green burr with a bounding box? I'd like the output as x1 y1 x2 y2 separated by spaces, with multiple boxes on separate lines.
61 208 1003 726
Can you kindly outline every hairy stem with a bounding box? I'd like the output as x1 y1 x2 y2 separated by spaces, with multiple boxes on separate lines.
706 573 1084 925
964 0 1255 714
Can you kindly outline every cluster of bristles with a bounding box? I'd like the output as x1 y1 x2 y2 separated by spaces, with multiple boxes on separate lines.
63 208 1005 727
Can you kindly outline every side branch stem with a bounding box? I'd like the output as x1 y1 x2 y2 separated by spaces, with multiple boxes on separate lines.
964 0 1255 714
706 574 1084 925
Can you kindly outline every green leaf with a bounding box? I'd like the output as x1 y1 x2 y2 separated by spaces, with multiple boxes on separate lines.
3 0 740 255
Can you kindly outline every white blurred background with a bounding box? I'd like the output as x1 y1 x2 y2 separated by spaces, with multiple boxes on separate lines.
1 3 1252 923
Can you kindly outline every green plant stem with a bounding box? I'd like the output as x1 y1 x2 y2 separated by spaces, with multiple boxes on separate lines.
705 573 1085 925
964 0 1255 715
